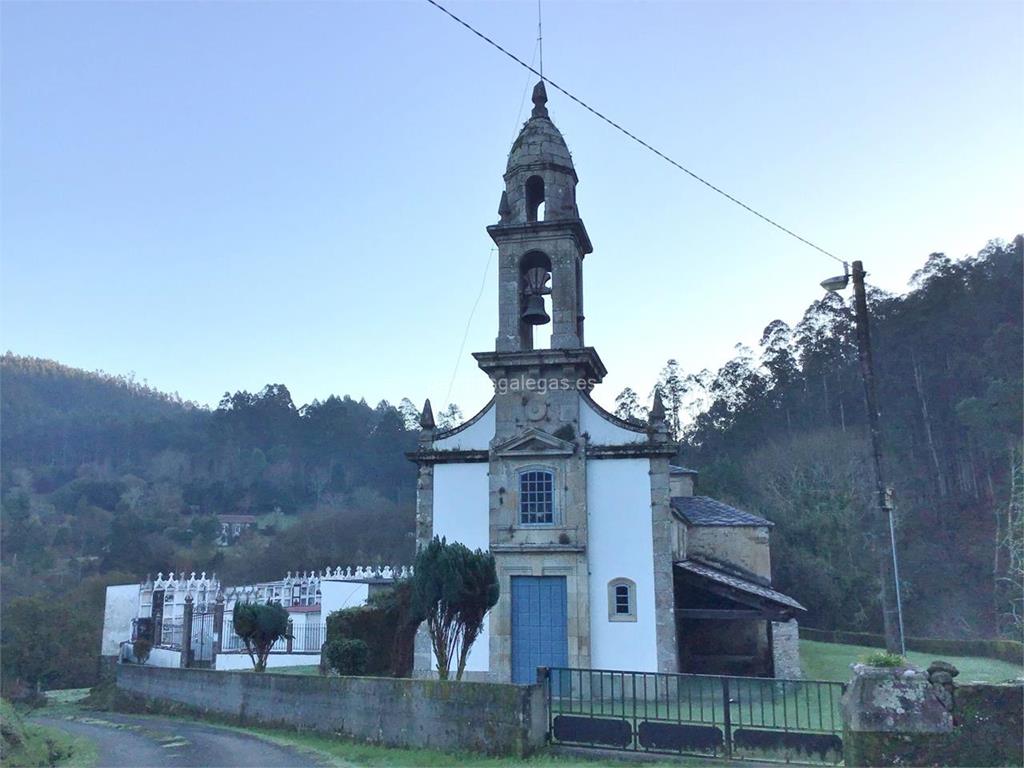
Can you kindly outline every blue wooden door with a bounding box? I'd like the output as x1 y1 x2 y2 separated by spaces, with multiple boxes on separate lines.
511 576 568 684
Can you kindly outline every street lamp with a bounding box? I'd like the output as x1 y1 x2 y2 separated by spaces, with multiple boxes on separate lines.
822 260 906 655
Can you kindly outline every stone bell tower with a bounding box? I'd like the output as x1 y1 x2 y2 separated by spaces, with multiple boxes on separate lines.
412 82 681 683
472 82 607 679
474 81 607 431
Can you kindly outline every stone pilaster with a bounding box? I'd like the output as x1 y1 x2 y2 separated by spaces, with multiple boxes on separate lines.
649 455 679 673
414 464 434 551
770 619 802 678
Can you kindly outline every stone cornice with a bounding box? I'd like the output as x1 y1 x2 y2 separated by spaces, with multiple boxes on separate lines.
491 544 586 554
406 449 489 465
473 347 607 383
486 218 593 255
586 443 678 459
409 443 676 464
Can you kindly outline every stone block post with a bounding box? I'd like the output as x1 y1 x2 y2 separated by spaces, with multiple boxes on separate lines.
180 595 194 668
842 662 1024 766
842 663 952 766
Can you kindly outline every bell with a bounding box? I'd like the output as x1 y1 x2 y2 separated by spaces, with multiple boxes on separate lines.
521 294 550 325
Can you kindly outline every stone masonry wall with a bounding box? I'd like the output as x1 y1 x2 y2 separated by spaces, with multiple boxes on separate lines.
116 664 546 757
842 662 1024 767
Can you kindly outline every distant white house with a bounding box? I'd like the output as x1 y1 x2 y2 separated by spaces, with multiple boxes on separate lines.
216 514 257 546
100 565 408 671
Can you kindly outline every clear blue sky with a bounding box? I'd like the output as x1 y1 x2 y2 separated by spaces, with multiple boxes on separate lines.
2 1 1021 416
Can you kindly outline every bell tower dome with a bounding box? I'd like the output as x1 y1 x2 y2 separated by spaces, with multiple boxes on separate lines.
487 82 594 354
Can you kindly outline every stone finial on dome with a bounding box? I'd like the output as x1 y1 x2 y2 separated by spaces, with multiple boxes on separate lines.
531 81 548 118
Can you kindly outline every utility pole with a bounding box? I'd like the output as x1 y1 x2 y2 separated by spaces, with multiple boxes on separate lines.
851 260 906 655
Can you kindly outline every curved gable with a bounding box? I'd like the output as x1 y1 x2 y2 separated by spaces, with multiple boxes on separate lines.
432 399 495 451
580 393 647 445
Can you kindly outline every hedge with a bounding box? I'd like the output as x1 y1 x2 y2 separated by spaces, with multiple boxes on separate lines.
324 580 422 677
799 626 1023 665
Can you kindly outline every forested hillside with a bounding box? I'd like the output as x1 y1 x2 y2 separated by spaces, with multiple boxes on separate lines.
1 236 1020 692
620 236 1023 641
0 359 429 689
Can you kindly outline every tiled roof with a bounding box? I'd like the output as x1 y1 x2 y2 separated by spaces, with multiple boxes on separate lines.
675 559 805 611
669 465 698 475
671 496 772 527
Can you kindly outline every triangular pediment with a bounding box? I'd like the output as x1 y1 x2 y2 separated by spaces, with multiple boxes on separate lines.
494 428 575 458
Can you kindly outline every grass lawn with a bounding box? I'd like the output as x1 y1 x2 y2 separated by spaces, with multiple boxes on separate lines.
265 665 321 676
799 639 1024 683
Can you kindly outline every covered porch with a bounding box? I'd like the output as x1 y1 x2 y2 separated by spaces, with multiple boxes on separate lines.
674 558 805 677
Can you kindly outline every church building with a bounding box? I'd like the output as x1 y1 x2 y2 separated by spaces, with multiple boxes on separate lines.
411 82 804 683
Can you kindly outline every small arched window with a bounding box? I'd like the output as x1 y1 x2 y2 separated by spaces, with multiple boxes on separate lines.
608 578 637 622
525 175 545 222
519 468 554 525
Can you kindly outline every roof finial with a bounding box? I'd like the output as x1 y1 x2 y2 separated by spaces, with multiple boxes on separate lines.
531 81 548 118
420 399 435 430
649 389 666 424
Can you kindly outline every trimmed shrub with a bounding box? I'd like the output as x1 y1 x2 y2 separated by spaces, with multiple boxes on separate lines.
132 638 152 664
232 601 291 672
413 536 499 680
324 638 369 676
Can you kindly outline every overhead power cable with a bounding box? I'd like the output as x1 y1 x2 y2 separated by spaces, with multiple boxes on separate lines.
440 41 541 412
424 0 846 266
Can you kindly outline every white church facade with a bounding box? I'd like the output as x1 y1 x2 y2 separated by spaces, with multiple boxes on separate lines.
411 82 804 683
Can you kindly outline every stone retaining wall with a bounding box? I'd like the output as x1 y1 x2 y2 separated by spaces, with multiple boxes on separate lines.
116 664 546 756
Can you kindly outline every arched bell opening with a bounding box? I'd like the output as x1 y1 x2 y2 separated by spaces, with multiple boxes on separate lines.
525 175 545 223
519 250 552 350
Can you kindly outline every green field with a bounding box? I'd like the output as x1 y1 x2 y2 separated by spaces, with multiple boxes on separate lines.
798 639 1024 683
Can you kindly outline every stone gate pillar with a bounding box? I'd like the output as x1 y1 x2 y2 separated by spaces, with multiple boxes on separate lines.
211 592 225 667
180 594 194 668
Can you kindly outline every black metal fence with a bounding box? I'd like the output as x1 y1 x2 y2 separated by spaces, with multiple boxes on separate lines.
188 611 216 667
545 667 844 764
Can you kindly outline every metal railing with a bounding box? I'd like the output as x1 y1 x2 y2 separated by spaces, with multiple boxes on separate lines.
221 621 325 654
158 619 183 649
292 621 324 652
545 666 844 763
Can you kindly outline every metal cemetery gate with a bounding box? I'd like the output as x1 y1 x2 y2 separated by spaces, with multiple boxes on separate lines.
545 667 844 764
187 611 216 668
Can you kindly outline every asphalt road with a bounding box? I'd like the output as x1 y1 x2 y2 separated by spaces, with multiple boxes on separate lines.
35 712 329 768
